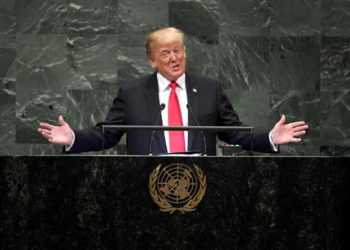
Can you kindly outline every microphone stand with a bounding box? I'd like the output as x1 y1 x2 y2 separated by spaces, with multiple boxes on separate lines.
149 103 166 155
187 104 207 156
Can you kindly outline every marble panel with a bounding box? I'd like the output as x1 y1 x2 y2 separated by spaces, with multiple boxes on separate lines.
225 89 272 130
15 0 68 34
269 91 321 155
320 90 350 147
117 46 153 84
15 34 87 91
66 34 118 90
117 0 169 83
0 82 16 155
185 34 219 78
15 86 123 154
322 0 350 36
0 157 28 249
0 0 349 156
218 0 270 36
269 36 320 91
327 158 350 248
218 36 270 90
271 157 327 249
320 145 350 156
64 89 123 155
2 156 349 248
19 156 330 249
0 45 16 155
15 34 93 145
118 0 169 47
66 0 118 35
16 89 68 144
321 36 350 90
169 1 219 44
0 35 15 50
0 0 15 34
14 144 68 156
28 157 118 248
0 48 16 80
270 0 321 36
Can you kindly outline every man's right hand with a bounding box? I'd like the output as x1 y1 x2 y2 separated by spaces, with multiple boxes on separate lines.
38 115 74 146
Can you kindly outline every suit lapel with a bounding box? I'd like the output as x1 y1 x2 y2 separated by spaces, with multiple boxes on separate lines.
185 73 200 151
143 72 167 153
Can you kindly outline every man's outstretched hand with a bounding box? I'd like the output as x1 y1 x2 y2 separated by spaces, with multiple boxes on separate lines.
38 115 74 146
270 114 308 145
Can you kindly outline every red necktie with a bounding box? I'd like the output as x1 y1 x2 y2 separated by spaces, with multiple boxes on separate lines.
168 82 185 153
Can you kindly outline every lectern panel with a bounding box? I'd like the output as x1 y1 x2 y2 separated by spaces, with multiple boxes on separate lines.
0 156 348 249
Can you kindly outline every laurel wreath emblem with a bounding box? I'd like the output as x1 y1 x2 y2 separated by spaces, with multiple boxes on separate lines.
149 164 207 214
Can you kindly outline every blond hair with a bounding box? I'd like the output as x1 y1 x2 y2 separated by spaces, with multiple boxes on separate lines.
145 27 185 59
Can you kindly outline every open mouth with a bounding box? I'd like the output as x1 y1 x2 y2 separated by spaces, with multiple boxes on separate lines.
171 64 180 70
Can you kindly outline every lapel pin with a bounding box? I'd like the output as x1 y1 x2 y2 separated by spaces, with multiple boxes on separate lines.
193 88 197 93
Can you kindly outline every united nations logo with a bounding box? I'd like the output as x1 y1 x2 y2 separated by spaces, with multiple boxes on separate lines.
149 163 207 214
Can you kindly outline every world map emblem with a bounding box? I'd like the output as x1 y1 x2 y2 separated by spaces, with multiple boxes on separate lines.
149 163 207 214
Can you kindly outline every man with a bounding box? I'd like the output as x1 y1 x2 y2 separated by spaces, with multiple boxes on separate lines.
38 27 308 155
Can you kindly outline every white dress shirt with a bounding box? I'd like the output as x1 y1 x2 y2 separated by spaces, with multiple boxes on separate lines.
157 72 188 152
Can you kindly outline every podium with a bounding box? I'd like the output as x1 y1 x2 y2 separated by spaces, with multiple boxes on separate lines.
1 156 349 249
101 124 254 155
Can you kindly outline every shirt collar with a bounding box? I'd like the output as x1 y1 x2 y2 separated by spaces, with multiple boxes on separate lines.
157 72 186 92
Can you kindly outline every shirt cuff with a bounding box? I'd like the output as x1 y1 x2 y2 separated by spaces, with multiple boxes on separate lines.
268 131 279 152
65 131 76 151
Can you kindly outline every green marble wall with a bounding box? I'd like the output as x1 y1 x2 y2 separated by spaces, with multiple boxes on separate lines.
0 0 349 156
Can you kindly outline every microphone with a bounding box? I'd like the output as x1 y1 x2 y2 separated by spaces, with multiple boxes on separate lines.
149 103 166 155
187 104 207 156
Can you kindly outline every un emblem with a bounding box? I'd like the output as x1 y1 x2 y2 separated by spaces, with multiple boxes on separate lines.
149 163 207 214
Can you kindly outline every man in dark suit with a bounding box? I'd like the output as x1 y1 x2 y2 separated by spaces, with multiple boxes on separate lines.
38 27 308 155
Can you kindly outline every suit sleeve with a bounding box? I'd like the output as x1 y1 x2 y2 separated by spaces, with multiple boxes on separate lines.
66 87 127 153
216 85 277 153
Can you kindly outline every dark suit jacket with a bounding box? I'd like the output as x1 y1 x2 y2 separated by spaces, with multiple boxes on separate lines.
68 72 275 155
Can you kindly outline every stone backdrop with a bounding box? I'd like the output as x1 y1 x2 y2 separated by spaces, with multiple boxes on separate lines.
0 0 349 156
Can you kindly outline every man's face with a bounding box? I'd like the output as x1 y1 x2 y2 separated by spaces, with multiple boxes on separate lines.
148 41 186 82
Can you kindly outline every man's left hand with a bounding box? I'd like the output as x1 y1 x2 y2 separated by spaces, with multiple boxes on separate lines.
270 114 309 145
